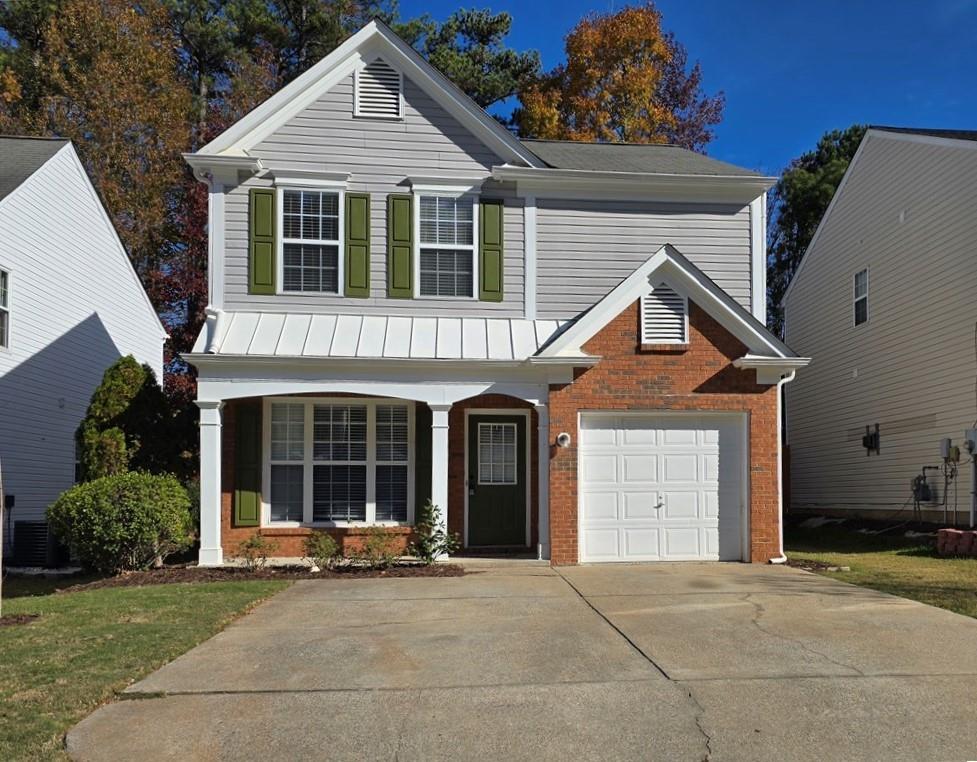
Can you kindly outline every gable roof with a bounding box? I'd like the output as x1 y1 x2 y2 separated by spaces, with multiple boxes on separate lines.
523 139 763 177
782 126 977 307
539 244 800 362
0 136 69 201
196 20 543 168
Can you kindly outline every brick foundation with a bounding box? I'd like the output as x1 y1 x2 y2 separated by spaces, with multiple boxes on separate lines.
547 299 781 565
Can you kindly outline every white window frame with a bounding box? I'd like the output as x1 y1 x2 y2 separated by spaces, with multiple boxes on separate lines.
413 191 479 300
853 267 869 327
353 58 404 121
0 267 9 350
640 282 689 344
262 397 415 528
276 185 345 296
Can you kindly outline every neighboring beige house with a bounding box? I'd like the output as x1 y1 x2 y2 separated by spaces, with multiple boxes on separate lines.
783 127 977 522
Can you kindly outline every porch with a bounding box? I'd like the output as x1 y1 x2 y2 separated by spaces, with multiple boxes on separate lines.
195 383 553 565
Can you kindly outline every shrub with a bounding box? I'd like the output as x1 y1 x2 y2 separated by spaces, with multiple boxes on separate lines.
303 531 340 571
353 527 399 569
236 534 278 570
47 472 193 574
76 356 177 481
409 500 460 565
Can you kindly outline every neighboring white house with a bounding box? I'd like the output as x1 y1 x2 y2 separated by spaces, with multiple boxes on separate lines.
0 136 167 562
783 126 977 523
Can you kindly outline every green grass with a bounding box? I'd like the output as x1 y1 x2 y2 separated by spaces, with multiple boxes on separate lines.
0 576 289 761
786 524 977 619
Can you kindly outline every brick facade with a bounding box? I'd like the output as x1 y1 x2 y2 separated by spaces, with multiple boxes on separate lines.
547 299 781 565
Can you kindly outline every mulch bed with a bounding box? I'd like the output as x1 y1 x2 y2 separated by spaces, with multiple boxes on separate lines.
0 613 40 627
56 563 464 592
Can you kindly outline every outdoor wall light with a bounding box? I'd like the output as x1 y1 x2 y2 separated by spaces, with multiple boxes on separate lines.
556 432 572 448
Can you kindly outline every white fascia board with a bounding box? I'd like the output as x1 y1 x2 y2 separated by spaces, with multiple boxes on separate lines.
780 132 873 307
492 165 776 204
749 192 767 324
194 21 543 169
183 152 262 185
540 244 792 359
272 169 351 189
733 354 810 384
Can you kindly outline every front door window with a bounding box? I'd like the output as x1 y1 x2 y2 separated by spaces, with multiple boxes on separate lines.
468 414 527 546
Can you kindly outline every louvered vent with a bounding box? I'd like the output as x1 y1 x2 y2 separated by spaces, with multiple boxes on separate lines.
641 283 687 343
356 59 402 119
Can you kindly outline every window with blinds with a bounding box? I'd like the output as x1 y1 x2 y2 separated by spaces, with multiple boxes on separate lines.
355 59 403 119
265 400 413 525
478 423 518 485
418 195 475 297
281 189 341 293
0 268 9 348
640 283 688 344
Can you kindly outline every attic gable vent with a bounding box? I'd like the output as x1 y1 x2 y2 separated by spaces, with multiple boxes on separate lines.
641 283 687 344
355 59 402 119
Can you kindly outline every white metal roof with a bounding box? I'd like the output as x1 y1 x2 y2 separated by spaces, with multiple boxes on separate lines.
193 311 570 361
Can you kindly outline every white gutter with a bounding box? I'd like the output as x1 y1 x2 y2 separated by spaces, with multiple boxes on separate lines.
769 370 797 565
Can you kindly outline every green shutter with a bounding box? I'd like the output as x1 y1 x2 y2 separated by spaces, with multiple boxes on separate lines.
249 188 276 295
234 402 261 527
387 194 413 298
344 192 370 297
479 199 504 302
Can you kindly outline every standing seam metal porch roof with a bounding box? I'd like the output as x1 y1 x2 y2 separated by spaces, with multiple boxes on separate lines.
193 312 572 361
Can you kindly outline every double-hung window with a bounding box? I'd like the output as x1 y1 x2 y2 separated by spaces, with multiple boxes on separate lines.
266 399 413 525
280 188 342 293
0 268 8 348
417 195 476 297
853 268 868 326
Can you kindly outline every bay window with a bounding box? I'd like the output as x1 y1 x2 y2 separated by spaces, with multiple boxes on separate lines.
417 194 476 298
264 398 414 525
280 188 342 293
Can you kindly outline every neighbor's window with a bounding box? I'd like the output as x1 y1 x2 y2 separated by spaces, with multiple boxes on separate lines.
281 189 341 293
418 195 475 297
0 268 8 348
267 399 412 525
854 269 868 326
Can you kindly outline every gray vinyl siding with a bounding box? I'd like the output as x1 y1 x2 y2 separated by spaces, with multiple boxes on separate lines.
535 198 752 320
223 72 525 317
784 133 977 514
0 146 164 527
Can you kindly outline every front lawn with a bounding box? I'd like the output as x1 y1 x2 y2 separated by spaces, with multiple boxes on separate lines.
0 575 288 761
786 523 977 619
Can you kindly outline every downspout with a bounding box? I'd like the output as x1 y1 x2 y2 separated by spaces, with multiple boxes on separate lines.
769 370 797 564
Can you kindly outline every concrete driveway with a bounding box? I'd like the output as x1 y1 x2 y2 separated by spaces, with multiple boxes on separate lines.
68 562 977 761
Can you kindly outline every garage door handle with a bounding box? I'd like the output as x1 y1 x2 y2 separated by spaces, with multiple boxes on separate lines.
654 493 664 510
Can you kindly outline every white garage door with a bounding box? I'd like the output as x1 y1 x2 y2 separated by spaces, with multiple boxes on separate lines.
579 413 745 562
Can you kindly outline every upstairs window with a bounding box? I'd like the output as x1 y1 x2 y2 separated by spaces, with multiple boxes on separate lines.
281 189 341 293
641 283 687 344
418 195 476 298
853 268 868 326
355 59 403 119
0 268 8 348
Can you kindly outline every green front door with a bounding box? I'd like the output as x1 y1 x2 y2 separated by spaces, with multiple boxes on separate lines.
467 414 527 547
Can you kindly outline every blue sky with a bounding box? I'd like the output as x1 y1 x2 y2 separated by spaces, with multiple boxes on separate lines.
397 0 977 174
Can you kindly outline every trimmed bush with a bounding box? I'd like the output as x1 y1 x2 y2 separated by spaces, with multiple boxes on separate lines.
303 531 340 570
47 472 193 573
236 534 278 570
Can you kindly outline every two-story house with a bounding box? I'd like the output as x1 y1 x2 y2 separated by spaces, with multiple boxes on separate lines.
184 21 807 567
784 126 977 523
0 136 166 564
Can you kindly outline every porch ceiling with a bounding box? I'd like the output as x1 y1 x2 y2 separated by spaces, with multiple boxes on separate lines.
192 311 572 362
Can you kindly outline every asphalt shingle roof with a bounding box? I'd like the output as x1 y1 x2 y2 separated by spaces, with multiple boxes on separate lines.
872 126 977 142
0 136 69 201
520 139 763 177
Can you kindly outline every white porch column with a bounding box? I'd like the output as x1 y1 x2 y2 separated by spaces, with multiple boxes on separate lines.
429 404 452 544
535 403 550 560
197 400 224 567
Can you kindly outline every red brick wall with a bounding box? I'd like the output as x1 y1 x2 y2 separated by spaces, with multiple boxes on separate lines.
448 395 538 549
548 299 780 565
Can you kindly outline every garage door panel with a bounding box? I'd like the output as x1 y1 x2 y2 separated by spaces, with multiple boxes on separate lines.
582 491 619 521
581 454 617 482
623 454 657 481
579 413 744 563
